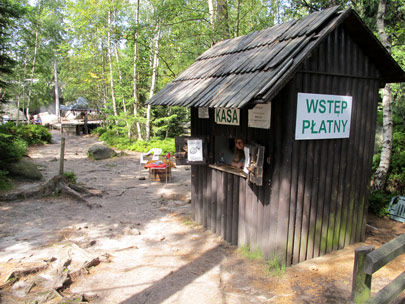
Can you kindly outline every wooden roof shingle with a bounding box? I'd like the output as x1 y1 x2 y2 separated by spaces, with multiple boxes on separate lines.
149 7 405 108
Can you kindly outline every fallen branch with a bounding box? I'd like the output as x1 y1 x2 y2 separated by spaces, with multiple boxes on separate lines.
1 264 49 289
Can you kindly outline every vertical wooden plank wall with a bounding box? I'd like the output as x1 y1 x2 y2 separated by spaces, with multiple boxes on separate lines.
276 27 380 265
190 26 381 265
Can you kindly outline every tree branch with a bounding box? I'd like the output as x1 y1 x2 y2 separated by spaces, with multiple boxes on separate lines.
162 18 210 27
301 0 319 12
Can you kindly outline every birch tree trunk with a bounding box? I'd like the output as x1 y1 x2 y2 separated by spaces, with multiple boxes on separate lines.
114 44 131 137
373 0 393 190
146 24 160 141
27 28 39 123
16 96 20 126
107 9 118 117
208 0 215 28
101 42 108 109
133 0 142 139
236 0 241 37
54 55 60 120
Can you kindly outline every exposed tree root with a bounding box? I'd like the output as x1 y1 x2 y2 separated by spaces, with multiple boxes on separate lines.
0 254 105 303
0 175 102 208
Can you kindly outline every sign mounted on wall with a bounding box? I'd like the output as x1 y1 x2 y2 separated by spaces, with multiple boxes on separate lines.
215 108 240 126
198 107 209 119
187 139 203 162
248 103 271 129
295 93 353 140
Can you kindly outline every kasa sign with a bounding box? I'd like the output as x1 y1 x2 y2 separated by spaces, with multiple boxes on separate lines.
215 108 240 126
295 93 352 140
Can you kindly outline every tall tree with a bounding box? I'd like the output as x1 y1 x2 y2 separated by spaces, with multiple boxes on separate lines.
132 0 142 139
107 6 118 117
146 22 161 141
0 0 25 102
373 0 393 190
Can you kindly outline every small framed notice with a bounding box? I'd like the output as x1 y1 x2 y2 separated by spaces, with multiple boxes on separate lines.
175 136 207 165
187 139 203 162
198 107 209 119
248 103 271 129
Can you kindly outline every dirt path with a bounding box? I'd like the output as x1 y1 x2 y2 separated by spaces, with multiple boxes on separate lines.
1 132 405 303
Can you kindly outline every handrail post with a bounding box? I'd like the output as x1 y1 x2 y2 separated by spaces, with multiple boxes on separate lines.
351 245 375 303
59 137 65 176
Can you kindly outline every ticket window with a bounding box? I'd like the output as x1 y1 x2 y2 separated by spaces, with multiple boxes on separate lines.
213 136 265 186
214 136 235 165
175 135 265 186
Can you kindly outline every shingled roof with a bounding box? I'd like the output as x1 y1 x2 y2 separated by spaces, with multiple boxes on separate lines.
148 7 405 108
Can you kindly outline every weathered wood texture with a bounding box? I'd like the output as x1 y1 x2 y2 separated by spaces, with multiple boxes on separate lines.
352 234 405 304
191 26 380 265
365 272 405 304
351 246 375 303
364 234 405 275
149 8 404 109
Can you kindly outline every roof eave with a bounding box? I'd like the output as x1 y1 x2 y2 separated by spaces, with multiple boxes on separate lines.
341 9 405 83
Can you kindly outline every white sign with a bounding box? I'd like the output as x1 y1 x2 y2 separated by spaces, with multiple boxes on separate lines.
295 93 352 140
215 108 240 126
243 146 250 174
198 107 209 119
248 103 271 129
187 139 203 162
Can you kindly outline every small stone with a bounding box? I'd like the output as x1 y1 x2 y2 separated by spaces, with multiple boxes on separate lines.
309 265 318 271
123 226 141 235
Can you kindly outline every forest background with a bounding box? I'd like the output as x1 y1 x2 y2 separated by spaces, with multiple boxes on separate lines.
0 0 404 214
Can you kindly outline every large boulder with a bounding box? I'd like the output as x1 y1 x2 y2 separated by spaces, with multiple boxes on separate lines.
6 158 43 181
88 144 116 160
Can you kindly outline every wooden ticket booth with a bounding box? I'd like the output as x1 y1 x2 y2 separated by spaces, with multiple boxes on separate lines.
148 7 405 265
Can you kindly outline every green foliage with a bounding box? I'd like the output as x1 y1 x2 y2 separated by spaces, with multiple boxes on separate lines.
130 137 175 154
0 0 25 98
239 245 286 276
63 171 77 184
0 132 27 165
0 126 27 191
372 104 405 217
267 254 286 276
97 126 175 154
152 106 189 138
239 245 263 260
368 190 391 218
0 170 12 191
373 113 405 196
4 124 52 145
0 123 51 188
388 129 405 194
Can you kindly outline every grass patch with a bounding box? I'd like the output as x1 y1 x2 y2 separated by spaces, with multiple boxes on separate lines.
63 171 77 184
238 245 263 260
239 245 286 277
267 254 286 276
181 216 199 227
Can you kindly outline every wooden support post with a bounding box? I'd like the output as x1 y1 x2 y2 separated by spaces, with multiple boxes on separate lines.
59 137 65 176
351 245 375 303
